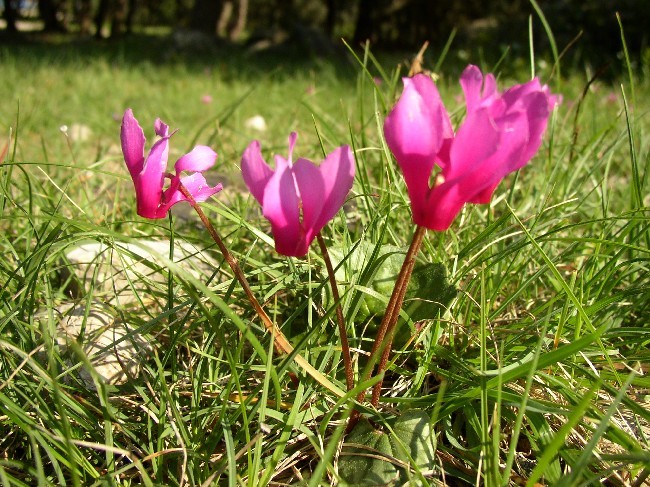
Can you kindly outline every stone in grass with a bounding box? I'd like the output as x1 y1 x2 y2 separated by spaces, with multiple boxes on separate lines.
55 302 151 388
338 410 435 486
64 239 217 306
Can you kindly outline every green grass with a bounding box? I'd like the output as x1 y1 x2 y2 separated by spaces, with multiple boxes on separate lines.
1 30 649 486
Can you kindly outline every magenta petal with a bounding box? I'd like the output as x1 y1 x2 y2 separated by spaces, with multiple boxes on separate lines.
452 112 529 202
384 74 447 168
446 108 500 181
292 158 325 245
241 140 274 206
468 181 499 204
460 65 484 113
163 173 222 208
501 78 543 107
262 164 304 256
121 109 146 178
517 91 553 166
384 74 452 216
482 73 497 99
417 182 469 231
175 145 217 173
313 145 355 231
133 134 170 218
396 65 557 231
154 118 169 137
182 173 222 201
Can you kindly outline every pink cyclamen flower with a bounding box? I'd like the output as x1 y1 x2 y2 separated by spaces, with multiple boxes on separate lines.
121 109 222 219
384 65 558 230
241 132 355 257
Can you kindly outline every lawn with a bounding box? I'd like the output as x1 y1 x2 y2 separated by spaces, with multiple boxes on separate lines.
0 27 649 486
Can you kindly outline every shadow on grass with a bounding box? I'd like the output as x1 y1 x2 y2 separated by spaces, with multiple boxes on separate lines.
0 27 363 81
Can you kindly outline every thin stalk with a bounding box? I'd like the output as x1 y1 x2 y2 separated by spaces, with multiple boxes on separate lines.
350 224 426 422
178 185 276 338
316 233 354 391
369 224 426 407
177 183 345 398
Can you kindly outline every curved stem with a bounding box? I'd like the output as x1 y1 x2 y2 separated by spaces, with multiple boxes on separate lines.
176 185 345 398
316 233 354 391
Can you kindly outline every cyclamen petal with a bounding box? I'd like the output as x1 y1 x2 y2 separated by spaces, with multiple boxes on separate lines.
120 109 146 179
262 161 303 256
384 74 453 219
120 109 221 219
241 133 355 257
241 140 274 205
175 145 218 173
384 65 558 231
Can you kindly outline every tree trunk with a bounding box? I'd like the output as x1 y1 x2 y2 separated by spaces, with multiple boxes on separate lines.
229 0 248 41
216 0 232 37
38 0 66 32
76 0 93 35
353 0 374 45
110 0 128 37
3 0 18 32
325 0 336 37
189 0 222 35
95 0 110 38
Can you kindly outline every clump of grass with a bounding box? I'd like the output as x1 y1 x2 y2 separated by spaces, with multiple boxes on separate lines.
1 25 649 486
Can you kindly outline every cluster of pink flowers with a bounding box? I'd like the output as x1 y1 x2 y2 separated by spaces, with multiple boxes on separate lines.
384 65 558 230
121 65 557 253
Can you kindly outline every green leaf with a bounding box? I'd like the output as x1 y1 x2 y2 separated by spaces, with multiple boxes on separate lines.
404 263 457 323
339 410 436 486
390 409 436 483
339 419 399 486
327 242 455 323
328 241 405 320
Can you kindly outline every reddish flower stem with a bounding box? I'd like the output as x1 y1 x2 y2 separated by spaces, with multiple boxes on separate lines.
348 224 426 427
316 233 354 392
176 184 345 398
369 225 425 406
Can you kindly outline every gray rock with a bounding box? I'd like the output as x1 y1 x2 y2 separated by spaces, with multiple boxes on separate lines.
54 302 151 387
64 239 217 306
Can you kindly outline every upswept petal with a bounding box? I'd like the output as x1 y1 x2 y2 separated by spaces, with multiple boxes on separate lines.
313 145 355 233
482 73 497 100
182 174 222 201
421 110 529 229
501 78 543 107
468 181 500 205
262 163 303 256
292 158 325 246
135 134 170 218
154 118 169 137
461 65 500 114
517 91 553 166
384 74 446 179
453 111 529 200
460 65 484 113
241 140 274 206
445 108 500 181
121 109 146 178
175 145 217 173
163 173 223 209
384 74 451 215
